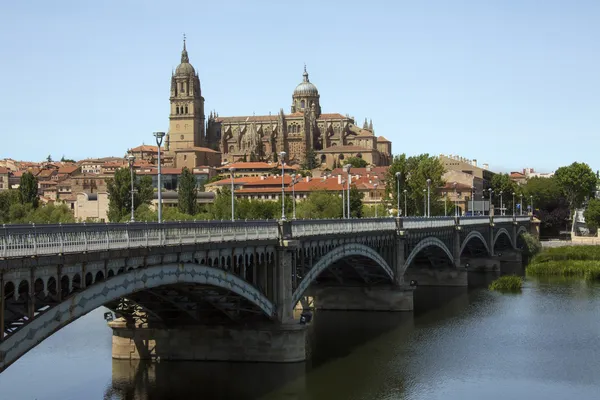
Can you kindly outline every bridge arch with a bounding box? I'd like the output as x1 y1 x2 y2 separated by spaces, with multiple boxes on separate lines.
460 231 490 256
405 237 454 269
517 226 528 236
493 228 513 250
291 243 394 307
0 263 275 373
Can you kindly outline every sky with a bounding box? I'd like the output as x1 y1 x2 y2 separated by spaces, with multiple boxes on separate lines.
1 0 599 173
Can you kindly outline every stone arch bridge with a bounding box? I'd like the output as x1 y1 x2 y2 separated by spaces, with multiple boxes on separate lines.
0 216 531 371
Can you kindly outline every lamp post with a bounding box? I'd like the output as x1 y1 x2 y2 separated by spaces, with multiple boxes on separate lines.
444 193 447 216
229 167 235 221
279 151 286 220
403 189 408 217
291 173 297 220
499 191 503 216
422 188 426 216
127 155 136 222
341 179 346 218
488 188 493 216
153 132 165 223
471 186 475 217
374 183 378 217
453 182 458 217
520 194 523 216
512 192 516 216
395 172 401 216
530 195 533 216
426 178 431 217
345 165 351 218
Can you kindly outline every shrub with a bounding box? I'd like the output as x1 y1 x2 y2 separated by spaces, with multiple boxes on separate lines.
489 275 523 292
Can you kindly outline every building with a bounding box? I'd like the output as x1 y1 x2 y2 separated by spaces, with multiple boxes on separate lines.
0 167 9 191
163 39 391 170
216 162 298 178
438 154 495 189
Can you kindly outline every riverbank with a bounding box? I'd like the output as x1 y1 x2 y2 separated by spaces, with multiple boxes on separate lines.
527 246 600 280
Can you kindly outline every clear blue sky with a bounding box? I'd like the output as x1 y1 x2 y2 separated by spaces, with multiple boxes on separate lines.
1 0 599 173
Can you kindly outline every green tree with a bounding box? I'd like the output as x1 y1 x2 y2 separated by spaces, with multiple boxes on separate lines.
242 154 248 162
522 176 569 237
249 152 258 162
342 156 368 168
46 154 53 163
555 162 597 217
583 198 600 233
301 148 320 170
210 186 235 220
491 173 518 214
349 186 364 218
20 172 39 208
60 155 76 163
384 153 445 216
107 168 153 222
178 167 197 215
0 190 21 223
296 191 343 219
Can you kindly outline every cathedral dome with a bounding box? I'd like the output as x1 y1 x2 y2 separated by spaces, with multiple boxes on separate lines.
175 38 195 76
293 67 319 97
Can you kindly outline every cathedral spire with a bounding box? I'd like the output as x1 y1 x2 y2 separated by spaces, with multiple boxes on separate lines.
303 64 309 82
181 33 189 63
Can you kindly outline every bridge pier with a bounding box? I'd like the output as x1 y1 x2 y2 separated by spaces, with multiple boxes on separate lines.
311 285 414 311
109 319 308 363
405 266 468 287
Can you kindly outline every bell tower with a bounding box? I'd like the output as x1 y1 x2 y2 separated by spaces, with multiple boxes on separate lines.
168 36 205 151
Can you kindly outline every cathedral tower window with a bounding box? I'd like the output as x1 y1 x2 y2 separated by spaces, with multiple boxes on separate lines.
301 100 305 109
185 105 189 114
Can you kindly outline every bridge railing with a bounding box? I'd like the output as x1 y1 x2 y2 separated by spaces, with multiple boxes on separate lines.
291 218 396 238
493 216 514 224
0 221 280 258
401 217 455 229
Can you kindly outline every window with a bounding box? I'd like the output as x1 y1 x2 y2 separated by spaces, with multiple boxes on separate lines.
180 135 184 140
185 106 189 114
301 100 305 109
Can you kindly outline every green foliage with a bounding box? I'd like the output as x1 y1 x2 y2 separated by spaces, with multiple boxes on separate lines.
385 153 445 216
491 173 518 213
527 260 600 280
296 191 343 219
301 148 320 170
521 233 541 258
60 155 76 163
249 152 258 162
46 154 53 162
206 175 225 184
20 172 39 208
210 186 235 220
242 154 248 162
522 176 569 236
583 198 600 233
362 203 388 218
554 162 597 213
107 168 153 222
349 186 364 218
342 156 368 168
532 246 600 263
0 190 21 223
26 203 75 224
178 167 197 215
489 275 523 292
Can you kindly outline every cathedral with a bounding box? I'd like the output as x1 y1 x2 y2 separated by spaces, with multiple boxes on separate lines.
166 39 392 170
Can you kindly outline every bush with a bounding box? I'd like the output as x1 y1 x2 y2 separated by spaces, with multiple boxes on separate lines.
521 233 541 258
527 260 600 280
489 275 523 292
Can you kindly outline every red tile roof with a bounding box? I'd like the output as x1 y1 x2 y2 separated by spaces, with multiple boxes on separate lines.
130 145 160 152
0 167 8 174
377 136 391 142
58 165 79 174
330 167 389 176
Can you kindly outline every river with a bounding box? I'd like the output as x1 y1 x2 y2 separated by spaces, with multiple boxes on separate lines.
1 276 600 399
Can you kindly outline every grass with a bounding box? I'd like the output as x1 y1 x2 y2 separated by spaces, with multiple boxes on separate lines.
527 246 600 280
489 275 523 292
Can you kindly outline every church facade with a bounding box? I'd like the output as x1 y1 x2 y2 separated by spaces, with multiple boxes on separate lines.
166 40 391 169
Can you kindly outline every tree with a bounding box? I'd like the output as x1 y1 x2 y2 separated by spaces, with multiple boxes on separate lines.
20 172 39 208
554 162 597 217
0 190 21 223
342 156 368 168
491 173 518 214
107 168 153 222
46 155 53 163
242 154 248 162
249 152 258 162
583 198 600 234
60 155 76 163
384 154 445 216
349 186 364 218
301 148 320 170
178 167 197 215
296 191 343 219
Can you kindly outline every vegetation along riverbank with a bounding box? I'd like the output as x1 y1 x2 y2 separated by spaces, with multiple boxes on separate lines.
489 275 523 291
527 245 600 280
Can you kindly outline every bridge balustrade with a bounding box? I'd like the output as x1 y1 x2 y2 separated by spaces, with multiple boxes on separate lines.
0 221 280 258
402 217 455 229
290 218 396 238
493 216 514 224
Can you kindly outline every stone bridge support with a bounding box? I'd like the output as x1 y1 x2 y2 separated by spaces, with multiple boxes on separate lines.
311 285 414 311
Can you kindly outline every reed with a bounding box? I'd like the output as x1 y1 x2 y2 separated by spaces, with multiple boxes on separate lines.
527 260 600 280
532 246 600 263
489 275 523 292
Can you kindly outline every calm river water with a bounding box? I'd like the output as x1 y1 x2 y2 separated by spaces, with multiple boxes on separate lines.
2 276 600 399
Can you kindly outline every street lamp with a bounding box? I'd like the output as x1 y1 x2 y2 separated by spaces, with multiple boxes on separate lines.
395 172 401 216
471 186 475 217
499 191 503 216
488 188 493 216
229 167 235 221
422 188 426 217
374 183 379 217
530 195 533 216
453 182 458 217
279 151 286 220
403 189 408 217
341 178 346 218
444 192 447 216
127 155 136 222
426 178 431 217
291 173 297 219
153 132 165 223
345 164 352 218
512 192 516 216
520 194 523 216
